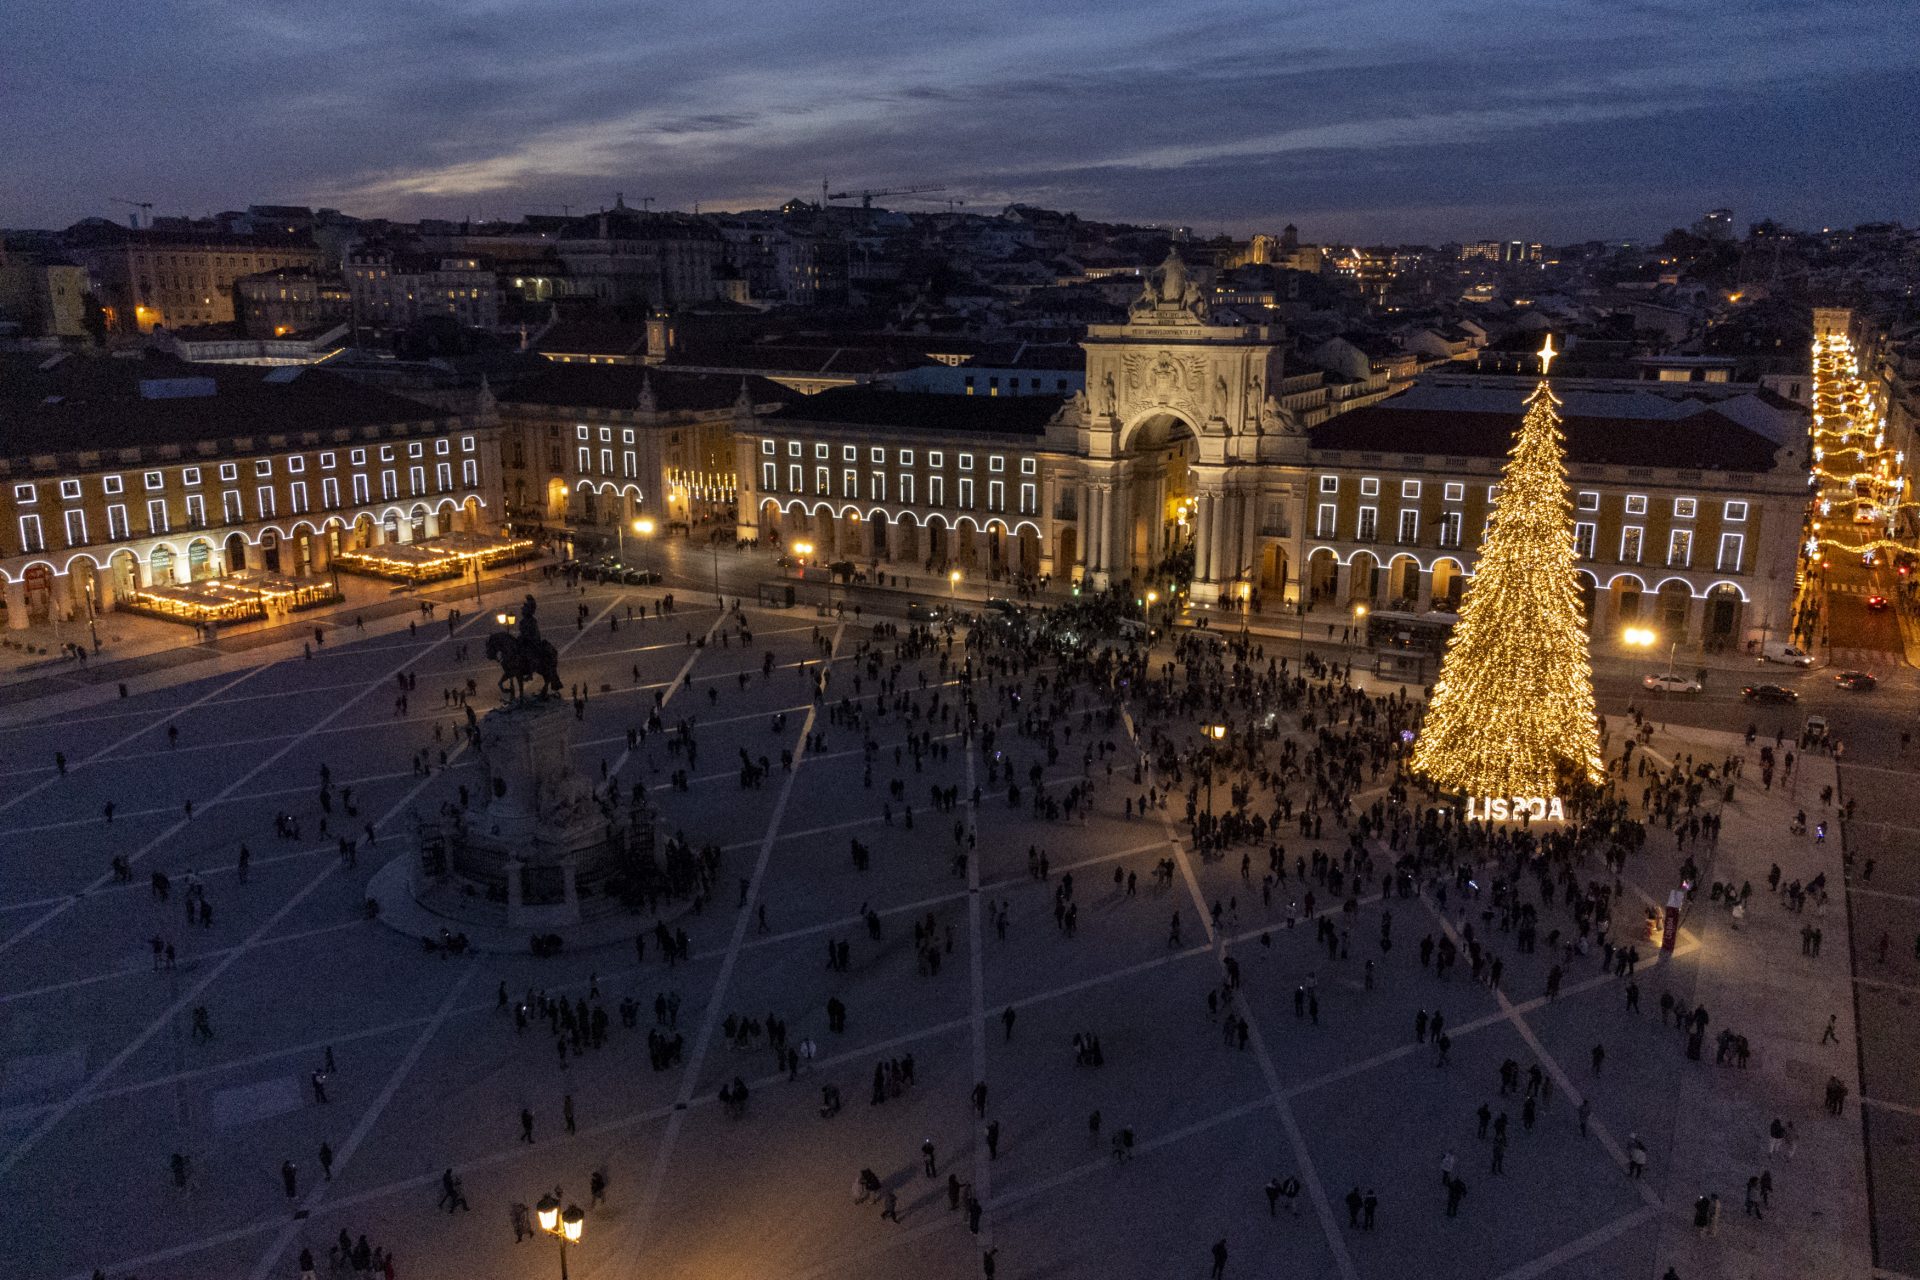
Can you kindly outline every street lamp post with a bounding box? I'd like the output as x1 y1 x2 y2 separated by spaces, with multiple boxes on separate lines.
949 568 962 598
535 1194 583 1280
634 518 656 576
83 576 101 654
1202 722 1228 820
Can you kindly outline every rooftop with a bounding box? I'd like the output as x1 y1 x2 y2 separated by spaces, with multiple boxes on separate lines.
1312 383 1790 471
0 351 440 457
498 364 796 414
769 386 1064 437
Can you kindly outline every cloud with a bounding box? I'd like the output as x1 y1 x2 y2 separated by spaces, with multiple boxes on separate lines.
5 0 1918 240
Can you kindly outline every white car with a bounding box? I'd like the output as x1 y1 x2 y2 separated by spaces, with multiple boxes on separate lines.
1643 672 1703 694
1762 641 1815 668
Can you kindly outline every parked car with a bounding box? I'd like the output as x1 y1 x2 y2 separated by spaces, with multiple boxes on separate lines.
1834 670 1878 691
906 601 946 623
1761 641 1815 667
1643 672 1703 694
1866 594 1889 611
1741 684 1799 704
622 568 662 585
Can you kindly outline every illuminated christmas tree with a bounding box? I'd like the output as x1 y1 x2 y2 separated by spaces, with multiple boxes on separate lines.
1412 337 1604 798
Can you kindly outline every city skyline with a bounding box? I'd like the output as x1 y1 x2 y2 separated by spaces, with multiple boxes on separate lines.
8 0 1920 240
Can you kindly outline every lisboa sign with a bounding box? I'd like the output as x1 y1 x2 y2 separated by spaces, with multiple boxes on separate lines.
1462 795 1567 822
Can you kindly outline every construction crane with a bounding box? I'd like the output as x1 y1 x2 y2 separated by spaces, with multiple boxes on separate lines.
109 197 153 228
823 181 946 209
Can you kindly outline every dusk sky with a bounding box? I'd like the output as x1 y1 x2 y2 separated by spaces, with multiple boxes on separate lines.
8 0 1919 242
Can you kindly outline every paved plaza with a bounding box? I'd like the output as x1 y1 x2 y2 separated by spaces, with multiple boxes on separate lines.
0 573 1875 1280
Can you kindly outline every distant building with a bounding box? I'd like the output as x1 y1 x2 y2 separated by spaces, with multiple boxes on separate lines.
344 250 500 332
552 198 726 309
0 249 90 338
68 224 321 333
235 268 351 338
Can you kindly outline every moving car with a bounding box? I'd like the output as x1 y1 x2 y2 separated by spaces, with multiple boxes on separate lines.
1741 684 1799 704
1761 641 1815 667
906 601 946 623
1643 672 1703 694
1834 670 1878 691
1866 594 1889 611
984 597 1022 615
621 567 662 586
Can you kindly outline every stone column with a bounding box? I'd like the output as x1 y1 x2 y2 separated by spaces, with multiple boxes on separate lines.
4 580 25 630
1088 486 1107 575
1335 561 1353 606
1195 493 1216 584
1414 568 1434 612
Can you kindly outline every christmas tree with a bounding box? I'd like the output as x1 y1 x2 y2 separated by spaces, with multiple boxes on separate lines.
1411 337 1604 798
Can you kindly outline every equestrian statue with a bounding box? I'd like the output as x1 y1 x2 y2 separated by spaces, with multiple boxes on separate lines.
486 594 562 699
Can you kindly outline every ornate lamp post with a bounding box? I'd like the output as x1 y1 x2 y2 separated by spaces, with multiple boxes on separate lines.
535 1193 584 1280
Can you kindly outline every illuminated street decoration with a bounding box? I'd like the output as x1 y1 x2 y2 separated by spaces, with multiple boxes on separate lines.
1412 337 1604 799
1806 333 1914 558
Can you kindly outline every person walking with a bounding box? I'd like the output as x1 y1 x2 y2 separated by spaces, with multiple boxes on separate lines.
985 1119 1001 1159
881 1189 901 1222
1210 1238 1229 1279
520 1108 535 1143
281 1159 298 1200
1265 1178 1282 1216
922 1138 938 1177
318 1141 334 1181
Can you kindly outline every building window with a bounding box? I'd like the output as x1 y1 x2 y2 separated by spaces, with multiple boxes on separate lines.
435 438 450 455
103 475 123 495
462 459 478 486
959 453 974 472
1667 529 1691 566
1625 494 1648 516
1357 506 1377 541
436 462 452 491
815 443 829 460
989 455 1005 473
1620 526 1643 562
1576 491 1600 511
322 477 340 508
146 499 169 534
959 478 975 508
64 509 87 546
762 462 778 491
871 447 885 463
577 447 591 472
1443 482 1463 501
901 475 915 504
19 513 43 551
1021 458 1036 475
1360 477 1379 497
350 448 366 466
988 480 1004 512
1723 500 1748 522
871 472 886 501
1573 521 1596 558
1398 509 1419 543
381 471 398 500
1718 533 1744 571
254 459 272 478
929 450 944 468
577 426 590 440
815 466 829 495
929 476 944 506
1673 497 1697 519
787 441 802 457
761 439 776 455
1316 503 1337 537
1319 475 1339 494
1400 479 1421 499
352 474 370 504
788 465 802 491
1020 482 1037 514
257 487 276 518
319 451 337 470
59 479 82 500
843 469 858 497
12 483 34 504
597 450 612 477
1438 511 1462 548
899 450 914 466
145 470 165 490
107 504 129 540
837 444 854 462
185 493 206 528
286 456 304 474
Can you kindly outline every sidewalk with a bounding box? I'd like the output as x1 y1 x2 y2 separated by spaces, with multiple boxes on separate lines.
1631 724 1872 1280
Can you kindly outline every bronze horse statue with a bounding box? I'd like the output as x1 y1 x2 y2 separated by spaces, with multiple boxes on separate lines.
486 630 561 699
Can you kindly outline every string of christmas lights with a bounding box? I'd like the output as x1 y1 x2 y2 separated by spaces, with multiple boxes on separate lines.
1411 339 1604 799
1806 334 1908 561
